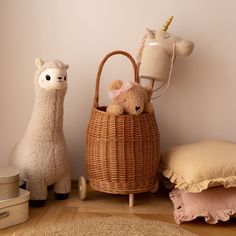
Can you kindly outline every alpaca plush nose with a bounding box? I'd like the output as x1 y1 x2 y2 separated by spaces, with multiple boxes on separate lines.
135 106 140 111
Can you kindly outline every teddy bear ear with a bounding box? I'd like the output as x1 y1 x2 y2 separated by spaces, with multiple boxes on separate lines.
35 58 44 69
109 80 123 91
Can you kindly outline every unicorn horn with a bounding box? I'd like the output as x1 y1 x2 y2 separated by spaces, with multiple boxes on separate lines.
161 16 173 31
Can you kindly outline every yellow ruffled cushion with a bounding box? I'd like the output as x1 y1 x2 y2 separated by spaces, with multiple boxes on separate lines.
162 140 236 192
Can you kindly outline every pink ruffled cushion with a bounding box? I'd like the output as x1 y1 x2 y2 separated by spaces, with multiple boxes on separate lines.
170 187 236 224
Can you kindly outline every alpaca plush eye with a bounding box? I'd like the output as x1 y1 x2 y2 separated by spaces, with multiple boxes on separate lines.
45 75 51 81
64 76 67 81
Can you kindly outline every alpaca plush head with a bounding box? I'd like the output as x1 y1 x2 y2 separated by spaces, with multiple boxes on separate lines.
106 80 153 115
35 58 69 90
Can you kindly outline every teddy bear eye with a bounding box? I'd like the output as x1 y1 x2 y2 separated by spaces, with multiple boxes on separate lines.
45 75 51 81
124 99 126 102
64 76 67 81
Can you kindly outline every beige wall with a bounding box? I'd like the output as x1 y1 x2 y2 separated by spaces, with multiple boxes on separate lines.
1 0 236 179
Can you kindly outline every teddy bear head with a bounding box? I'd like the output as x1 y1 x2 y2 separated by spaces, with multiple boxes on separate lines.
108 80 153 115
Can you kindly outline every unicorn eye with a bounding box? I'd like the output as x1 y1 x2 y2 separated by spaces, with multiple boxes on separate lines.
45 75 51 81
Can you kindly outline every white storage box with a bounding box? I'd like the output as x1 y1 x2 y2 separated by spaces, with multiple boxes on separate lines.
0 166 19 200
0 188 30 229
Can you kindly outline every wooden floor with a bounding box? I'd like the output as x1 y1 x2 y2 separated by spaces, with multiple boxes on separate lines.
1 185 236 236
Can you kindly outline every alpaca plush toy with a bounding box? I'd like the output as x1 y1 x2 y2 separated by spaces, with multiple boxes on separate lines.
9 58 71 206
107 80 153 115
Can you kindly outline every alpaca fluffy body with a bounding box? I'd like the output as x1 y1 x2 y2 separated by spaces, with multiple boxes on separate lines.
9 58 71 200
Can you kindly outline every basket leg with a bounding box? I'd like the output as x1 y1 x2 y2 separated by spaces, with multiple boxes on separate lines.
78 176 87 200
150 179 159 193
129 194 134 207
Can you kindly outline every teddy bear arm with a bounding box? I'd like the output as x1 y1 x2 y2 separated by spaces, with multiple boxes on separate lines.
107 104 124 115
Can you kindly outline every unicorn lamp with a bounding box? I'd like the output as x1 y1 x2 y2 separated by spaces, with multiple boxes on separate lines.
137 16 194 97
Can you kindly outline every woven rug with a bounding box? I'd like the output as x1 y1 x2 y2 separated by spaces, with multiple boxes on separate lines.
16 216 197 236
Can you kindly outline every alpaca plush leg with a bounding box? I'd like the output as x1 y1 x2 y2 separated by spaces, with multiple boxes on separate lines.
54 173 71 200
26 177 48 207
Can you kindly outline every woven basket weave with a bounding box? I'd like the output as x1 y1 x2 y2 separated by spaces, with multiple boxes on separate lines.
85 50 160 194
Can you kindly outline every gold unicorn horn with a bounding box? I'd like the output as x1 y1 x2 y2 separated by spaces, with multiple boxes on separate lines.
161 16 173 31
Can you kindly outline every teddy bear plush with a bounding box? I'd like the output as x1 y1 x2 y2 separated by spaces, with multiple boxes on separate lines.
106 80 154 115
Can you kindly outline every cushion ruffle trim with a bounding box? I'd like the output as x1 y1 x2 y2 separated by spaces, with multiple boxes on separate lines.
163 168 236 193
170 189 236 224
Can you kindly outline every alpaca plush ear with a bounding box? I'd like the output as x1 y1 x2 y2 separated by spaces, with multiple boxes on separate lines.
65 64 69 69
109 80 123 91
146 28 156 39
35 58 44 69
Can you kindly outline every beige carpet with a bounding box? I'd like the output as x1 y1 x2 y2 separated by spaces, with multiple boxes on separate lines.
16 216 197 236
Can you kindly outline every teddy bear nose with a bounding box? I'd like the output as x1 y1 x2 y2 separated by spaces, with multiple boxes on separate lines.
58 77 62 81
135 106 140 111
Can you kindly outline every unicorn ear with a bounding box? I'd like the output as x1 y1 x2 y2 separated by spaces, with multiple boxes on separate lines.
35 58 44 69
146 28 156 39
65 64 69 69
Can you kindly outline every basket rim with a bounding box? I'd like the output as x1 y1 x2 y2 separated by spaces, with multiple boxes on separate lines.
92 106 155 117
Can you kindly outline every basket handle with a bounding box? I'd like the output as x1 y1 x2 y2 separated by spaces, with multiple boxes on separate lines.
93 50 139 108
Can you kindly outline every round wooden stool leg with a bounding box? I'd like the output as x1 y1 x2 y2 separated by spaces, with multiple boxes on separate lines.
129 194 134 207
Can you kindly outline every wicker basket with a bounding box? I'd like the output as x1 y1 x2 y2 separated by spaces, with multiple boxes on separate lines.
85 50 160 195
